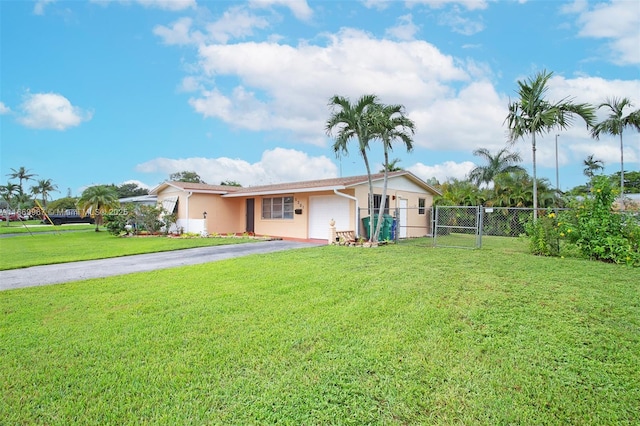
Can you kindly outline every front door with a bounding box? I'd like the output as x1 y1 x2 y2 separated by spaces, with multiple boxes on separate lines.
246 198 255 233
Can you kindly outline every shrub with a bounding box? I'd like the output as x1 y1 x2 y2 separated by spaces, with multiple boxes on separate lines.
562 176 640 266
525 210 560 257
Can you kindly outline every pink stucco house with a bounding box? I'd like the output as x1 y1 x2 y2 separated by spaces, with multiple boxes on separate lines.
150 171 441 241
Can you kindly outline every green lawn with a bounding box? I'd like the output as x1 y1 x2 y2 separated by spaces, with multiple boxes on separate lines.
1 237 638 424
0 231 258 270
0 221 96 234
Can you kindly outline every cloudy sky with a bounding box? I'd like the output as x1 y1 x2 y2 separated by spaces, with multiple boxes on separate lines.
1 0 639 196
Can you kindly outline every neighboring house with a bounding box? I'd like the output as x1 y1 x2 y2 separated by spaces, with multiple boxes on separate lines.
150 171 441 241
118 195 158 206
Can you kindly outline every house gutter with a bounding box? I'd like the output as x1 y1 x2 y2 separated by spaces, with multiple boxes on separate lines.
333 189 360 238
185 191 193 233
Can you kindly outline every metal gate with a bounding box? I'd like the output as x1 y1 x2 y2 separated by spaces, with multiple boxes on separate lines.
433 206 482 249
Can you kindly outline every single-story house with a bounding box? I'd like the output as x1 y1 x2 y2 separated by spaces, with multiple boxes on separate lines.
150 171 441 241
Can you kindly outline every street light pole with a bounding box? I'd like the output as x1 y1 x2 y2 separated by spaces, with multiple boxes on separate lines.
555 134 560 193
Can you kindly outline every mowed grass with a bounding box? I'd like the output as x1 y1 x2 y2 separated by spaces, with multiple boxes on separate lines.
0 231 257 270
1 237 639 424
0 221 97 234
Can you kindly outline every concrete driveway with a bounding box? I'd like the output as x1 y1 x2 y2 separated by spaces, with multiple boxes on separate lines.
0 240 321 291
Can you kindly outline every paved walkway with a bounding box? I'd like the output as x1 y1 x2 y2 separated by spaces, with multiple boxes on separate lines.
0 240 321 291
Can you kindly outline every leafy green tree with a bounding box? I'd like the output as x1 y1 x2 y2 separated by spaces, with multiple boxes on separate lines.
371 102 415 241
590 97 640 205
6 166 37 195
468 147 523 187
435 179 484 206
169 171 206 183
326 94 380 241
77 185 120 231
610 170 640 193
221 180 242 187
505 70 595 219
108 182 149 198
30 178 59 207
583 155 604 180
47 197 78 212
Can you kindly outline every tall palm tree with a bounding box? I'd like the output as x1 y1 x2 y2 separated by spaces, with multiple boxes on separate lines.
583 154 604 180
590 97 640 209
77 185 120 231
30 178 58 207
326 94 380 241
505 70 595 219
7 166 37 195
379 158 403 172
468 147 524 188
370 102 415 241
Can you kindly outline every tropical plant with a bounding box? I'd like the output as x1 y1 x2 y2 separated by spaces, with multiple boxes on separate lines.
435 179 484 206
77 185 120 231
379 158 403 173
30 178 59 207
590 97 640 208
505 70 595 219
468 147 524 187
326 94 381 241
583 154 604 180
6 166 37 195
0 183 21 225
370 103 415 242
561 176 639 266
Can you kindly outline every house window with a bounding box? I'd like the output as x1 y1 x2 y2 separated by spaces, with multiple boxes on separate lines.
372 194 389 215
418 198 426 215
262 196 294 219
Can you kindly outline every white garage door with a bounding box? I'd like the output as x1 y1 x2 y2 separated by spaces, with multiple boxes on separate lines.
309 195 351 240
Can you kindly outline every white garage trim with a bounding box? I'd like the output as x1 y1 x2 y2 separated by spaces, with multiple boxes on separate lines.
309 195 351 240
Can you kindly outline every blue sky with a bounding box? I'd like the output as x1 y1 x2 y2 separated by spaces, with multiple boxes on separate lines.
1 0 639 198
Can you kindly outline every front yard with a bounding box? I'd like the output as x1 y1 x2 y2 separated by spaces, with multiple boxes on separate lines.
1 237 638 424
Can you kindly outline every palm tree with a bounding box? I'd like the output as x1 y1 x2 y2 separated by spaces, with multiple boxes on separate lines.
0 183 21 226
77 185 120 231
30 178 58 207
370 103 415 241
326 94 380 241
583 155 604 180
468 147 524 188
505 70 595 219
590 97 640 209
379 158 403 172
7 167 37 195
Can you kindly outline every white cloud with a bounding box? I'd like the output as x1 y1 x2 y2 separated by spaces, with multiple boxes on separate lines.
438 7 485 35
92 0 196 11
33 0 56 15
17 92 93 130
248 0 313 21
408 161 476 183
408 0 489 11
153 17 200 46
136 148 338 186
121 179 152 190
205 6 270 44
385 14 420 40
0 102 11 114
187 28 471 146
568 0 640 65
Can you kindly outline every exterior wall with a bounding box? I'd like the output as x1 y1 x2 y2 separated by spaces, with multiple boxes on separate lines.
353 177 436 238
250 190 356 240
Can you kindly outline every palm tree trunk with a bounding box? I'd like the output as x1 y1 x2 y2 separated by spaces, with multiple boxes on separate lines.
373 148 390 242
532 133 538 220
362 151 375 242
620 132 625 211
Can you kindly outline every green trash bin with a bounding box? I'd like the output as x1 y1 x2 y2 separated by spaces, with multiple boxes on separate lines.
362 214 393 240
